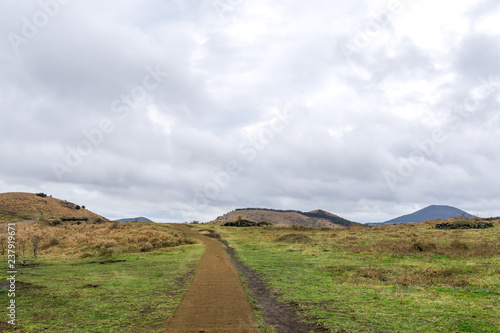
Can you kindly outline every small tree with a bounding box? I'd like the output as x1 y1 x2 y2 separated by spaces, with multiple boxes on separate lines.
0 235 5 255
18 237 27 257
32 233 43 257
75 205 81 210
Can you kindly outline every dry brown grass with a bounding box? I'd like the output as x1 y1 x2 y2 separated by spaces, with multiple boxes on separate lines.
9 221 195 259
0 192 108 223
318 218 500 258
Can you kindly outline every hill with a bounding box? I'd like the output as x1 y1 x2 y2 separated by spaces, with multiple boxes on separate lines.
375 205 474 225
0 192 109 223
116 217 153 222
210 208 359 228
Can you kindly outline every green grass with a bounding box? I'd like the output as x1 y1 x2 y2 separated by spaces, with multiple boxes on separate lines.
0 244 204 332
211 224 500 333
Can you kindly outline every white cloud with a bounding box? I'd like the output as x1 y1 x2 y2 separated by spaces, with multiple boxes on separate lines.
1 0 499 223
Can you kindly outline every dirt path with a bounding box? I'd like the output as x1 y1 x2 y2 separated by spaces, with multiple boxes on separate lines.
165 224 258 333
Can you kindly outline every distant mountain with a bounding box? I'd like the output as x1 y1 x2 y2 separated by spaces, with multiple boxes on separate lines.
374 205 474 225
116 217 153 223
211 208 360 228
0 192 108 223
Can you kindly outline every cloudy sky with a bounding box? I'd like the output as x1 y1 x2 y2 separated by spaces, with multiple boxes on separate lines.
1 0 499 223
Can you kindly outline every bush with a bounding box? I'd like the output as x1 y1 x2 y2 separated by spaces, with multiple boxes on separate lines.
435 219 494 229
449 239 469 251
50 218 62 226
40 237 60 250
291 225 314 231
36 193 47 198
223 220 271 227
410 242 437 252
109 222 121 229
140 242 153 252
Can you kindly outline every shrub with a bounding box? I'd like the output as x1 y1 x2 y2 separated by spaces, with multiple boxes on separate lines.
291 225 314 231
40 237 60 250
410 242 437 252
36 193 47 197
449 239 469 251
50 218 62 226
223 220 271 227
109 222 121 229
140 242 153 252
435 219 493 229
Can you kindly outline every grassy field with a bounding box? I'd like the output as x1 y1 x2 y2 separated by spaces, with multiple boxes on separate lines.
209 220 500 332
0 221 204 332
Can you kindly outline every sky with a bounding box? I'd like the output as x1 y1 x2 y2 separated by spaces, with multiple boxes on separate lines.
1 0 499 223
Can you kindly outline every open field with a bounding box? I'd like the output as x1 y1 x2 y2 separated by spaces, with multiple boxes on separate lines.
207 220 500 332
0 221 204 332
2 217 499 332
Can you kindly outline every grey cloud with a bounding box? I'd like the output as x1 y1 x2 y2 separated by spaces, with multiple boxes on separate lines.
1 0 499 223
455 34 500 79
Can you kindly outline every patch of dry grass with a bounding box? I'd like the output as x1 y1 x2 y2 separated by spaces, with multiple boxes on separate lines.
316 219 500 258
8 221 195 259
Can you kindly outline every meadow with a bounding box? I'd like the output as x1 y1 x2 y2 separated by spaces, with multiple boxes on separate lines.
0 221 204 332
209 220 500 332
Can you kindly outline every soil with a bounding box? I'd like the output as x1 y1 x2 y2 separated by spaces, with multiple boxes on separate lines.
165 224 258 333
202 229 329 333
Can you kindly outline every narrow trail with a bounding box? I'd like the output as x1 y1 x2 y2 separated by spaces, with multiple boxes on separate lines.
166 224 258 333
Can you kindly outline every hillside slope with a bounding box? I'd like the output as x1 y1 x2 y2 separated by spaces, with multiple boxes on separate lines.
381 205 474 224
211 208 359 228
0 192 108 223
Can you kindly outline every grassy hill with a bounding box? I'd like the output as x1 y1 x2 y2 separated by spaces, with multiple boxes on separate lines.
0 192 108 224
211 208 360 228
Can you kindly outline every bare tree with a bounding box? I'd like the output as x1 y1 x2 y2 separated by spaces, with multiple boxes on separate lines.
32 233 43 257
13 235 27 265
0 235 5 255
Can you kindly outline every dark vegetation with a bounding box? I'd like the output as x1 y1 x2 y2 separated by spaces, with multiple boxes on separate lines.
60 217 89 222
482 216 500 221
223 219 272 227
435 219 494 229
